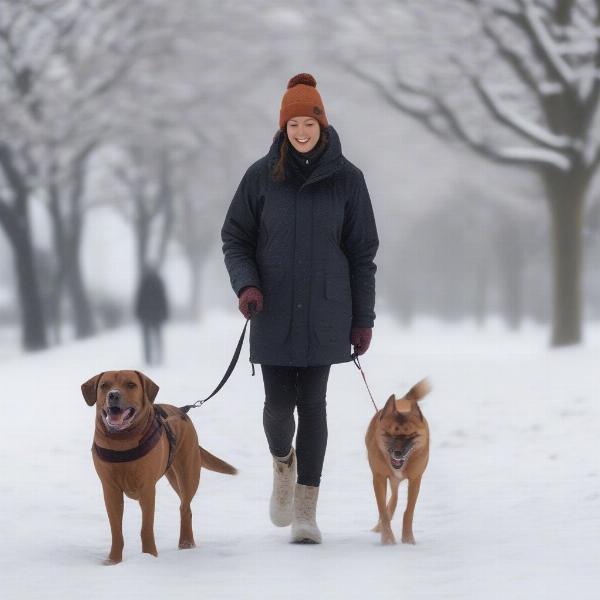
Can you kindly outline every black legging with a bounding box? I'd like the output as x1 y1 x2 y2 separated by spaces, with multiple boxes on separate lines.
261 365 331 487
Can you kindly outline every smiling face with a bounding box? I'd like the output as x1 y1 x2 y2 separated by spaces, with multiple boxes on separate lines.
286 116 321 153
81 370 159 435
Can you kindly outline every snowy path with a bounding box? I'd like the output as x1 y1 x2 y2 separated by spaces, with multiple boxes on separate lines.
0 312 598 599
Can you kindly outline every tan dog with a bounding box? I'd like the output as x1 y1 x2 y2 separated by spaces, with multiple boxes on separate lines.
81 370 237 564
365 379 430 545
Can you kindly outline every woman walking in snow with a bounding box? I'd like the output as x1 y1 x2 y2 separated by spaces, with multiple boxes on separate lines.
221 73 379 543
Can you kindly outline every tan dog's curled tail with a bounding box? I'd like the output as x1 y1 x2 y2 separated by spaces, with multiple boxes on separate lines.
406 378 431 402
199 446 238 475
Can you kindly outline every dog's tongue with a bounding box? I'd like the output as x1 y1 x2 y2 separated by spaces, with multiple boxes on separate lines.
107 411 125 426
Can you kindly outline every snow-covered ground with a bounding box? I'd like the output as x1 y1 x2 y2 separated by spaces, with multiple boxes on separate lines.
0 312 598 599
0 325 19 362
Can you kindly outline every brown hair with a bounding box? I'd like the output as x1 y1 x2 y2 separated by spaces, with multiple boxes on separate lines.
272 129 329 183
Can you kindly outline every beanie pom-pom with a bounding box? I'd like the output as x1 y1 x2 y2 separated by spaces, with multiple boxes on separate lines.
287 73 317 89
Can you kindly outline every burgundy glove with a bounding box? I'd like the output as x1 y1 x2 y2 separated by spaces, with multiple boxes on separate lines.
351 327 372 356
238 286 263 319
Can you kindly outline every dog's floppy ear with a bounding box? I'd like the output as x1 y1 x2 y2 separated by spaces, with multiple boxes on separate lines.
380 394 397 419
406 379 431 403
135 371 160 403
81 373 104 407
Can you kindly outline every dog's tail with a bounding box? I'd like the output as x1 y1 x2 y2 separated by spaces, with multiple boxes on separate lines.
199 446 238 475
406 378 431 402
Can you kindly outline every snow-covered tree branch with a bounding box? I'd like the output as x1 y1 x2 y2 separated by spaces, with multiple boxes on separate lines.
332 0 600 345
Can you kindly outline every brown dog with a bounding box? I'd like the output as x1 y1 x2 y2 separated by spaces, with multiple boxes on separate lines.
81 370 237 564
365 379 430 545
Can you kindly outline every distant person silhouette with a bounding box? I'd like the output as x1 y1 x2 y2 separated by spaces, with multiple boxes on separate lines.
134 267 169 365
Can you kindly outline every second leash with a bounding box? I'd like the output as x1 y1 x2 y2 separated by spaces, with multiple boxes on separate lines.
351 352 379 413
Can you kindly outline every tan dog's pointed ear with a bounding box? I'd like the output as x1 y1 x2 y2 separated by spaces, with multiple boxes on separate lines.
81 373 103 406
380 394 397 419
135 371 159 403
406 379 431 403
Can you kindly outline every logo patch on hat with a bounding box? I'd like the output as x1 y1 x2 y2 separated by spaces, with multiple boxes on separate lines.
313 106 322 115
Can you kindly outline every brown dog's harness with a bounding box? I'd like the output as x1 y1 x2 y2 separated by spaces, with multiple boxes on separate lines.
93 405 178 473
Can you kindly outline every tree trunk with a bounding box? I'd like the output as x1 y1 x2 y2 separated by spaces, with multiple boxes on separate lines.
503 258 523 331
497 222 523 331
543 169 586 346
0 145 47 351
65 251 95 338
66 145 96 339
474 260 487 327
12 229 48 350
135 201 150 277
47 180 67 343
47 179 95 340
155 151 174 270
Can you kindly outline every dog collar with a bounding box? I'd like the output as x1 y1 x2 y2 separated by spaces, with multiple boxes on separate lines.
93 415 164 464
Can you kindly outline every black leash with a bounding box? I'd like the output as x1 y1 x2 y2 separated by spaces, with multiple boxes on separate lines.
180 304 256 414
179 307 378 415
351 352 379 413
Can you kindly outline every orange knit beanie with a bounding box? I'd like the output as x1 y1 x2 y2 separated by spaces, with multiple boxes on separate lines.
279 73 328 130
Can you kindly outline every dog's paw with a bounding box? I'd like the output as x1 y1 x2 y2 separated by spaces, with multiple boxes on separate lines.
401 533 416 545
103 557 122 566
179 540 196 550
381 530 396 545
371 522 382 533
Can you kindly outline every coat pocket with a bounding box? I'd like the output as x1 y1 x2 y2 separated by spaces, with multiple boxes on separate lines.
315 276 352 345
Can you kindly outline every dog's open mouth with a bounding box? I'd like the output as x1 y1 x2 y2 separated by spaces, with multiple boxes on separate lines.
389 444 414 470
390 455 406 469
102 406 136 431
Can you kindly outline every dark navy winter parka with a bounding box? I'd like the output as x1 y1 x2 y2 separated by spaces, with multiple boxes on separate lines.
221 126 379 367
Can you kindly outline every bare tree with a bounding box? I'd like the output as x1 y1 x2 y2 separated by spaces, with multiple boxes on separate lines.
388 190 546 327
0 144 47 350
0 1 51 350
46 141 98 339
1 0 175 343
108 143 175 275
174 141 231 320
41 0 164 338
100 0 281 317
336 0 600 345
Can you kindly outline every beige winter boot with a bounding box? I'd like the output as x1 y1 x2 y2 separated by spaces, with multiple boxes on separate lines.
291 483 322 544
269 448 296 527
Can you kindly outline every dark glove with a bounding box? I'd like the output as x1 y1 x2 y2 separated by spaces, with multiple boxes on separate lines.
351 326 372 356
238 287 263 319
